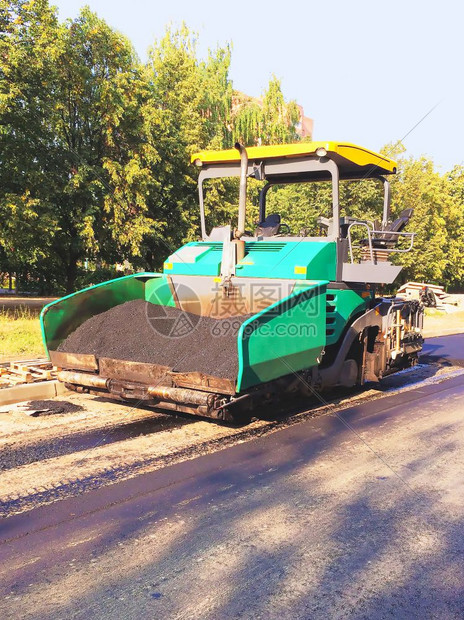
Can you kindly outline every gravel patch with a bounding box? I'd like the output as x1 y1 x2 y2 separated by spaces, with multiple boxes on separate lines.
19 399 84 416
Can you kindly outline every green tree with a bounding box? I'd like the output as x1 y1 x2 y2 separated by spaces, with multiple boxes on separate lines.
385 154 464 286
52 7 155 291
261 75 300 144
0 8 310 290
446 166 464 287
137 25 234 268
0 2 155 292
232 76 301 146
0 0 62 290
232 94 263 147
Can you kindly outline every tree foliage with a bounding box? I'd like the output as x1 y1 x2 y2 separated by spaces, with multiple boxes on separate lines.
232 76 300 146
137 25 233 269
0 1 463 294
388 154 464 286
0 1 151 291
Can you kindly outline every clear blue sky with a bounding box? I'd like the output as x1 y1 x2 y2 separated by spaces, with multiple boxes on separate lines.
53 0 463 172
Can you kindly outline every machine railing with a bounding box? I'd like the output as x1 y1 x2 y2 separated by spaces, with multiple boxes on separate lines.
347 222 415 264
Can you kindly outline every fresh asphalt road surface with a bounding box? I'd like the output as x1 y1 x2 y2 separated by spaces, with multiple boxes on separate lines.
421 332 464 365
2 336 464 619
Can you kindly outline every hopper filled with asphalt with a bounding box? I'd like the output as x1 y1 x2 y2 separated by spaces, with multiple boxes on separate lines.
58 300 250 381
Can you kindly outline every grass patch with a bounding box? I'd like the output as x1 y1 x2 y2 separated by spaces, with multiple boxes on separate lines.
422 309 464 337
0 307 45 360
424 307 449 317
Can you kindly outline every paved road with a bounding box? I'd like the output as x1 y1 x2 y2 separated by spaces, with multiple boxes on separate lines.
421 332 464 366
2 337 464 619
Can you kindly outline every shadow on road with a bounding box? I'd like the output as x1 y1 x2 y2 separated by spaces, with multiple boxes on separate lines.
2 375 464 618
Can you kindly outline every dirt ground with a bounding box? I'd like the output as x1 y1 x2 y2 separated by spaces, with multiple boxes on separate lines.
423 310 464 337
1 298 463 517
2 313 464 617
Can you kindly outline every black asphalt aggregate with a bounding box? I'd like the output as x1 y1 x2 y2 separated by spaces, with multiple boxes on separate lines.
58 300 252 380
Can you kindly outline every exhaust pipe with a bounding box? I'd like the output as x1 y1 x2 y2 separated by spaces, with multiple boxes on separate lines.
234 142 248 262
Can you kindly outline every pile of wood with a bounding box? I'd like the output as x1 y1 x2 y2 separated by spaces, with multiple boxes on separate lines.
0 359 56 387
396 282 459 309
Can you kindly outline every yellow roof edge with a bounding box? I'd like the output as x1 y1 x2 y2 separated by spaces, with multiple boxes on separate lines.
191 141 397 174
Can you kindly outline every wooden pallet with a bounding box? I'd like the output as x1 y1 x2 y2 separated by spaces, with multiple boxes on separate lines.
397 282 456 304
0 359 57 386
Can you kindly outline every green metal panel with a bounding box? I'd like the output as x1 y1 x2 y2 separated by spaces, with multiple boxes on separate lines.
164 242 222 276
325 288 370 345
144 277 176 306
237 241 336 280
40 273 171 354
164 240 337 281
236 280 328 392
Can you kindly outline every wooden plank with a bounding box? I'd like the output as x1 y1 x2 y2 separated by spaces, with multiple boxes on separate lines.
30 368 55 380
0 380 69 407
49 350 98 371
0 359 57 387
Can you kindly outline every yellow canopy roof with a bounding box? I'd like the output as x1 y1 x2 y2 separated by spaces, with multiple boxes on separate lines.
191 141 397 177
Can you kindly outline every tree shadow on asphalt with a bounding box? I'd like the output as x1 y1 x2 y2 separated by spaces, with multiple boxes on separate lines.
3 384 464 619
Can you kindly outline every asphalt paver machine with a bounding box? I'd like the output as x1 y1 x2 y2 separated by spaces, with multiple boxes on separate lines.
41 142 423 421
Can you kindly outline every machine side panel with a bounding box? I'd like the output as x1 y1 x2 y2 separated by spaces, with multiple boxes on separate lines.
236 281 327 391
40 273 169 354
341 262 402 284
164 240 337 281
325 288 370 345
164 242 222 276
237 241 336 281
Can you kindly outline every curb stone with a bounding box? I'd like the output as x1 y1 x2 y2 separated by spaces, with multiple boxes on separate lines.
0 380 69 407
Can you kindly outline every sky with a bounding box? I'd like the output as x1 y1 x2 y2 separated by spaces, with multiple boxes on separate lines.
52 0 464 172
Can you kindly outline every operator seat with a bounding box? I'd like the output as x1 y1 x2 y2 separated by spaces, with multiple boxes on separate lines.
360 208 414 262
371 208 414 248
256 213 281 237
